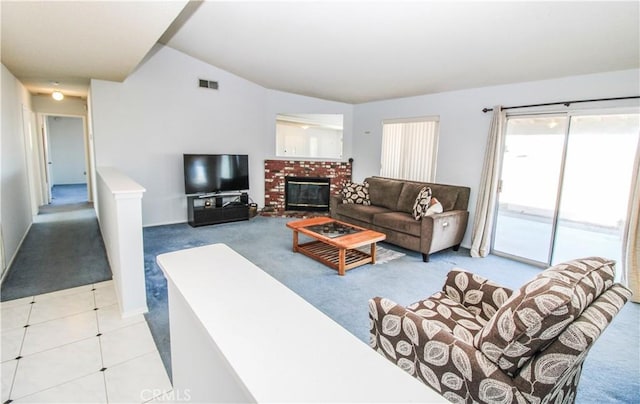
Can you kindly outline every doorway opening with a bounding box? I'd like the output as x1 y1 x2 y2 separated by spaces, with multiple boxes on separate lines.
41 115 91 208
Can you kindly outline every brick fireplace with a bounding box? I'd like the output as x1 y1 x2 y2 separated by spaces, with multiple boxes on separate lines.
264 159 352 215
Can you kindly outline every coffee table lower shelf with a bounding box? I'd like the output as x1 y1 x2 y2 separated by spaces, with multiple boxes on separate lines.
297 241 374 275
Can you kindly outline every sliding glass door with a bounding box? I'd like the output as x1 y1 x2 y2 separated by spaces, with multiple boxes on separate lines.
492 111 640 267
552 114 640 264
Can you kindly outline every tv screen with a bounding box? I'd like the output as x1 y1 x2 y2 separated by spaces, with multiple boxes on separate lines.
183 154 249 194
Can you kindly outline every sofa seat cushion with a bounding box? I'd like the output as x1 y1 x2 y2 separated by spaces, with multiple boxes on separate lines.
335 204 391 223
373 211 421 237
407 291 486 345
476 257 616 376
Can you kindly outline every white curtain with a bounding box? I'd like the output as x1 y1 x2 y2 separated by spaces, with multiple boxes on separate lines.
623 138 640 302
381 118 439 182
470 106 506 258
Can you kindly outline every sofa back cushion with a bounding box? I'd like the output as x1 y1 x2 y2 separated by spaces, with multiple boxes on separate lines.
368 177 470 212
366 177 404 210
397 183 425 214
475 257 616 376
428 183 469 211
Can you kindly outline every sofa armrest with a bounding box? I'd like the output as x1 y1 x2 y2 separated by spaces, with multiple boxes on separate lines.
330 194 343 215
420 210 469 253
442 269 513 323
369 297 418 366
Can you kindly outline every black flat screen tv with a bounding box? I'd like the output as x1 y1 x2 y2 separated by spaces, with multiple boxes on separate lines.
183 154 249 195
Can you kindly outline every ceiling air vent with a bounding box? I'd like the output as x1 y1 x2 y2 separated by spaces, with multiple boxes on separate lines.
199 79 219 90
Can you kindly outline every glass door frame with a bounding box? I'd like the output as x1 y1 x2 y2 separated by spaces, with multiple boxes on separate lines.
490 106 640 268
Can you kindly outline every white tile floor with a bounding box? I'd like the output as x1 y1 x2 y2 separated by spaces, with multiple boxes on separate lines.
1 281 173 403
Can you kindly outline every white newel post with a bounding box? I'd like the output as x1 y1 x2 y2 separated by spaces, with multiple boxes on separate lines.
96 166 148 317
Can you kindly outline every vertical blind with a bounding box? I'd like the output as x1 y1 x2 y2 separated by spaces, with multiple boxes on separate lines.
380 117 439 182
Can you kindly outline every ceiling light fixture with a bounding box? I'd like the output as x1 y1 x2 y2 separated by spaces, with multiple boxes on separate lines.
52 90 64 101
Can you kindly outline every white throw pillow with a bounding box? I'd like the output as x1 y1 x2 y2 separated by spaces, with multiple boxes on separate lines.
424 198 444 216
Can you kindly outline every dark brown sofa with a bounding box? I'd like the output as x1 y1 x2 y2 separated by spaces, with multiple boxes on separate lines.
330 176 470 262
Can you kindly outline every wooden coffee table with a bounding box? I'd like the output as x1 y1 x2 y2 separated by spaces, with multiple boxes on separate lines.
286 217 386 276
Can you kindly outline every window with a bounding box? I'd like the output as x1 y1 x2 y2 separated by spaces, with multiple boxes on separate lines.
380 117 439 181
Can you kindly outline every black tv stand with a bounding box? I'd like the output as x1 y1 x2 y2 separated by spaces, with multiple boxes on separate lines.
187 192 249 227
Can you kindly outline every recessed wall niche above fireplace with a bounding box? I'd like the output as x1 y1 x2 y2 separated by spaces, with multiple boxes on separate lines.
285 177 330 211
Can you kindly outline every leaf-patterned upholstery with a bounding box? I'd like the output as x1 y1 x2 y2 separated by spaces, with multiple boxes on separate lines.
406 291 486 345
369 257 631 404
441 269 514 322
476 257 616 376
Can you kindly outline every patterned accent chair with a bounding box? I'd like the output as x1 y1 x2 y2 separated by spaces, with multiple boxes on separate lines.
369 257 631 403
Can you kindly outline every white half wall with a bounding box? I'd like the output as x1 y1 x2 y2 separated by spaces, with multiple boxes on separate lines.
90 45 354 226
96 166 148 317
1 64 34 279
353 69 640 248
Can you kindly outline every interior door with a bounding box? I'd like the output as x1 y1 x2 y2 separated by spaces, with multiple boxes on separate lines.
41 117 53 203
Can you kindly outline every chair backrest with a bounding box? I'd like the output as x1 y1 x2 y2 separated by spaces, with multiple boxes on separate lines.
513 283 631 402
474 257 618 376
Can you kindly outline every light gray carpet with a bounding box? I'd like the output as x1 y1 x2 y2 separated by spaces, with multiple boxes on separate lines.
143 216 639 403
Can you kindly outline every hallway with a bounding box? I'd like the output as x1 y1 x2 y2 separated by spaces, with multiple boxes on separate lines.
1 185 173 403
1 185 111 301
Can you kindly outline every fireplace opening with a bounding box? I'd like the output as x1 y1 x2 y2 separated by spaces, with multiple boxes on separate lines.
285 177 331 212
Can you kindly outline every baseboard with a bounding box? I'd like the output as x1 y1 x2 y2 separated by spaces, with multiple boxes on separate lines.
143 219 188 228
0 222 33 285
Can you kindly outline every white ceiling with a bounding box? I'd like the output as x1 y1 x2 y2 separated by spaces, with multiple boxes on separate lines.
1 0 189 98
2 1 639 103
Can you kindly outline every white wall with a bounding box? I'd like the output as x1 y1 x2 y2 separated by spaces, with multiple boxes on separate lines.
89 44 637 234
353 69 640 248
31 94 87 116
90 45 354 226
47 116 87 185
30 95 92 203
1 64 34 278
91 45 267 226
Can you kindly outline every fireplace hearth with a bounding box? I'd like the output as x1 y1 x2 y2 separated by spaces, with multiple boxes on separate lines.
285 177 331 212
